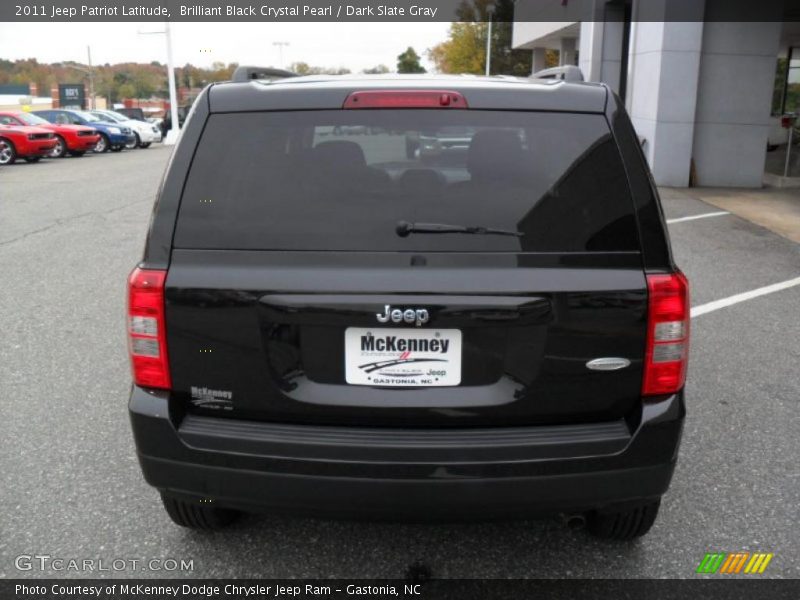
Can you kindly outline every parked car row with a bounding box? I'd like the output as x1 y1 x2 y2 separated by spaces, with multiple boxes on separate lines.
0 108 163 166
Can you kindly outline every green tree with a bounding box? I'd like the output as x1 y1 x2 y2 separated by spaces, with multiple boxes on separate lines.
428 23 485 74
290 61 311 75
94 67 116 104
117 82 136 100
179 63 192 88
428 0 533 76
397 47 426 73
289 62 350 75
131 69 158 98
363 64 390 74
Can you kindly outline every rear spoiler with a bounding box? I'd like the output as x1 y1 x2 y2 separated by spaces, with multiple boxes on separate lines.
531 66 584 83
232 66 299 83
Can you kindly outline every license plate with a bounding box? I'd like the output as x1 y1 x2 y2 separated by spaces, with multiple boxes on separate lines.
345 328 462 387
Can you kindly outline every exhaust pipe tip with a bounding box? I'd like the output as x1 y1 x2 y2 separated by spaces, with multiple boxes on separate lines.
562 513 587 530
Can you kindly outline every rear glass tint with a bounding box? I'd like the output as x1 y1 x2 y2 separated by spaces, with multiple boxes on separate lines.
174 110 639 252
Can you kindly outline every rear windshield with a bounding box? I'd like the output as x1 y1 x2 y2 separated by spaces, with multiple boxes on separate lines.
174 110 639 252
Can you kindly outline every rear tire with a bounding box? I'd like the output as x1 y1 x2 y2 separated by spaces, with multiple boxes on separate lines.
139 142 151 149
587 499 661 540
160 493 239 530
126 133 139 150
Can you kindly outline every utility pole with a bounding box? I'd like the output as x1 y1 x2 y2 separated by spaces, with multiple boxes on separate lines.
164 21 180 145
138 22 180 145
87 46 96 109
273 41 289 69
485 5 495 76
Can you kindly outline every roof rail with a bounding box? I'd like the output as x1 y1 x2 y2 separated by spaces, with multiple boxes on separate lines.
232 66 299 83
531 66 584 83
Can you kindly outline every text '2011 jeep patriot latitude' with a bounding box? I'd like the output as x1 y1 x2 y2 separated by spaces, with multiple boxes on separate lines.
127 69 689 540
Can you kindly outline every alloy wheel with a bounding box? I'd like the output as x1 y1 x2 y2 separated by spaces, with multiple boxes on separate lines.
0 139 13 164
50 138 64 158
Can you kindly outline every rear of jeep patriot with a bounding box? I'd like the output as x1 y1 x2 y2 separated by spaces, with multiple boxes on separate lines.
128 74 688 539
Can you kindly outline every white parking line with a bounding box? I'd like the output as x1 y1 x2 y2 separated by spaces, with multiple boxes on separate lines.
691 276 800 318
667 211 729 225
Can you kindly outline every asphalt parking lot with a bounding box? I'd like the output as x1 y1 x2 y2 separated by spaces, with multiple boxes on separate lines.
1 146 798 579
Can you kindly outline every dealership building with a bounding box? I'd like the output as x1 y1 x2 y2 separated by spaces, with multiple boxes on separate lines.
513 1 800 187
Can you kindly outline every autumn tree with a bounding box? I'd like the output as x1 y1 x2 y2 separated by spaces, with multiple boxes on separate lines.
428 0 533 76
396 47 426 74
0 58 347 102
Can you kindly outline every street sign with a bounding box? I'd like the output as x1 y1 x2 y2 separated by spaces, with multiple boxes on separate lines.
58 83 85 109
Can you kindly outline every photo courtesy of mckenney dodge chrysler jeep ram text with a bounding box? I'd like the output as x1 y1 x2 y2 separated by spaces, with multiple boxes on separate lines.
127 68 689 540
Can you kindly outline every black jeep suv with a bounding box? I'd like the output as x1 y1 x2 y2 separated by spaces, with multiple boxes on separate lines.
127 70 689 539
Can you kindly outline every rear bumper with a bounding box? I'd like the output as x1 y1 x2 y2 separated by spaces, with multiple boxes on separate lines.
130 387 685 518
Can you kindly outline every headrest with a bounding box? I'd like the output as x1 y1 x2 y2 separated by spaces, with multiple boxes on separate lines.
398 169 446 189
313 140 367 169
467 129 526 182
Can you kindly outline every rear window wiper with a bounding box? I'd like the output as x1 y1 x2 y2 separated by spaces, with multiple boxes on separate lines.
396 221 523 238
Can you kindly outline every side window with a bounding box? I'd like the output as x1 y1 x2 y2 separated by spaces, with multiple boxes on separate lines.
55 113 70 125
0 116 14 125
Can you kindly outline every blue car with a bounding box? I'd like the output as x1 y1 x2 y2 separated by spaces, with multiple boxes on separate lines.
33 109 136 153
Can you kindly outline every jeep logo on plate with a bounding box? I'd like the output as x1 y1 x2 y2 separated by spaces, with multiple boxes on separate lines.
376 304 430 327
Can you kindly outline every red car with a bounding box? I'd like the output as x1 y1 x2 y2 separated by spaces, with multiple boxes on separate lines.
0 111 99 158
0 123 57 165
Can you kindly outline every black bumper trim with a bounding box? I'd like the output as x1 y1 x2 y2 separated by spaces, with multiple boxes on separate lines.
129 386 684 516
178 413 631 463
142 454 674 518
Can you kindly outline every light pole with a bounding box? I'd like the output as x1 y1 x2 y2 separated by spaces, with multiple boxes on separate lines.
139 22 181 145
273 41 289 69
485 5 495 76
86 46 96 109
164 22 180 145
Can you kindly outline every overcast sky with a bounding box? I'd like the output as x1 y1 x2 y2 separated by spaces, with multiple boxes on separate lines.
0 22 452 72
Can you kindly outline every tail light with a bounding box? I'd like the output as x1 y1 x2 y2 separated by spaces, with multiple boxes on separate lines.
643 271 690 396
343 90 468 109
127 267 171 389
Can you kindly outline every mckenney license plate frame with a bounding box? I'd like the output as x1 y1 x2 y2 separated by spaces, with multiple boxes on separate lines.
344 327 462 387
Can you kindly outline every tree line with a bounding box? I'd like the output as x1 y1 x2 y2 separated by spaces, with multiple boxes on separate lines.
0 50 427 104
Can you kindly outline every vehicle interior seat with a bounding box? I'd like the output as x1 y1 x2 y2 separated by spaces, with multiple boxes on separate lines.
396 168 446 194
463 129 530 185
311 140 391 189
443 129 535 224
